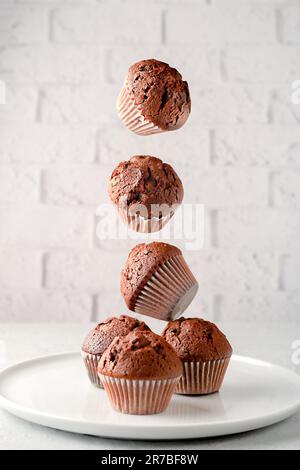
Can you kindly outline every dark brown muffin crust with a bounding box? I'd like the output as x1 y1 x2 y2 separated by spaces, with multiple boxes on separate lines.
82 315 150 355
98 330 183 380
125 59 191 131
162 317 232 362
121 242 182 310
108 155 183 214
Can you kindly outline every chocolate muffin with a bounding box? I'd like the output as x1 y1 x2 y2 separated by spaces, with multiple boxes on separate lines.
98 330 182 414
117 59 191 135
162 317 232 395
120 242 198 321
109 155 183 232
81 315 150 388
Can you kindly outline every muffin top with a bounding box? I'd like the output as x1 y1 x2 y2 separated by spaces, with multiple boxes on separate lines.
82 315 150 355
108 155 183 213
121 242 181 310
98 330 183 380
162 317 232 362
125 59 191 131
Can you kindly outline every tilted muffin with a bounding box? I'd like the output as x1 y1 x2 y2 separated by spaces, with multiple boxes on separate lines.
162 317 232 395
120 242 198 321
81 315 150 388
98 330 182 414
108 155 183 233
117 59 191 135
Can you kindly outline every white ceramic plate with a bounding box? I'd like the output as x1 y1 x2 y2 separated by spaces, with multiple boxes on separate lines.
0 352 300 440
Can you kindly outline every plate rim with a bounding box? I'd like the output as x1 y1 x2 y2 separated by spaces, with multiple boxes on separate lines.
0 351 300 440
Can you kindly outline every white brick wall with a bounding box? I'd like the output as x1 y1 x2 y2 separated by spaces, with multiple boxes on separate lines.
0 0 299 322
166 4 276 44
96 125 209 167
40 84 118 125
0 123 96 164
0 85 38 121
217 209 300 251
271 170 300 208
0 206 93 248
0 45 105 84
182 168 268 207
0 291 92 322
0 167 39 204
281 1 300 44
213 126 300 167
0 6 49 45
45 250 124 291
0 249 41 289
52 4 162 45
43 166 110 206
225 46 300 83
283 254 300 290
191 85 270 125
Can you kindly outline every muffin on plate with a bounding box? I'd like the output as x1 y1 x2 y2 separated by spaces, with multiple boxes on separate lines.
117 59 191 135
162 317 232 395
108 155 183 233
98 330 182 414
81 315 150 388
120 242 198 321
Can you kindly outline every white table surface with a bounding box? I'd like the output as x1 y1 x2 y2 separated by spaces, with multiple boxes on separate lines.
0 321 299 450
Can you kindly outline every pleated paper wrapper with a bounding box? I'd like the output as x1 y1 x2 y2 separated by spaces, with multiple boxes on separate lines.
117 86 163 136
99 374 180 415
176 357 231 395
81 350 103 389
118 206 175 233
133 255 199 321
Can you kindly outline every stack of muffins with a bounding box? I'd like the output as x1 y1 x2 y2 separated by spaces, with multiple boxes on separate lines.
81 59 233 415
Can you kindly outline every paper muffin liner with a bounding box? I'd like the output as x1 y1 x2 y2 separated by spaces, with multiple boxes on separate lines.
81 350 103 389
117 85 162 136
133 254 199 321
99 374 180 415
176 357 231 395
118 206 175 233
127 212 173 233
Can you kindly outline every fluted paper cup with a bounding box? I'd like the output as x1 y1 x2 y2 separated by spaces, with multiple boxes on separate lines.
99 374 180 415
176 357 231 395
133 254 199 321
127 213 173 233
81 350 103 388
117 85 162 136
118 205 175 233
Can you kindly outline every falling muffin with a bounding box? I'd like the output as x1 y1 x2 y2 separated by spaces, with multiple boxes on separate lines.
162 317 232 395
108 155 183 233
117 59 191 135
120 242 198 321
81 315 150 388
98 330 182 414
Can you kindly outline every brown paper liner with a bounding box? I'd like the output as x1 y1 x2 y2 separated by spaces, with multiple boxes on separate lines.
81 350 103 388
133 254 199 321
176 357 231 395
99 374 180 415
117 85 162 136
